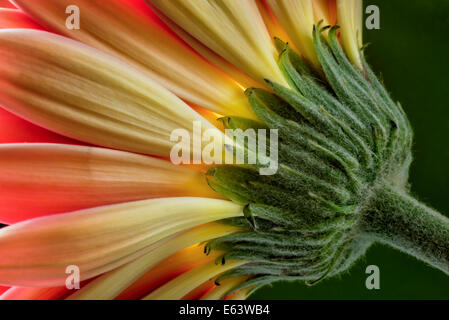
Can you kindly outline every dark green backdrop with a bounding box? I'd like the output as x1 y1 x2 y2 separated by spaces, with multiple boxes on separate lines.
252 0 449 299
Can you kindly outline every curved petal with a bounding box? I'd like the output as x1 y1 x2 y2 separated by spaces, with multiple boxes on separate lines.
66 223 240 300
0 8 41 29
0 143 219 224
13 0 253 117
149 0 288 86
0 29 224 157
143 259 246 300
0 197 243 287
0 108 80 144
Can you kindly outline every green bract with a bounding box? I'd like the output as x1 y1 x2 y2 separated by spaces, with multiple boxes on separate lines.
206 25 449 295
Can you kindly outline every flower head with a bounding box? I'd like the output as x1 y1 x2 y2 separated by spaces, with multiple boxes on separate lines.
0 0 444 301
0 0 366 300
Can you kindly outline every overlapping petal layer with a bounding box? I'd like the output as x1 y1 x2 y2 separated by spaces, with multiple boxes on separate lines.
12 0 252 117
116 244 216 300
0 143 219 224
0 197 243 287
66 223 241 300
256 0 294 49
0 29 224 157
149 0 288 86
143 258 245 300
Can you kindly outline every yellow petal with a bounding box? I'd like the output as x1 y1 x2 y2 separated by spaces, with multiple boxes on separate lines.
337 0 363 69
13 0 252 117
143 258 246 300
0 197 243 287
0 143 219 224
66 223 241 300
147 2 258 90
200 275 249 300
0 29 224 157
149 0 288 86
266 0 320 68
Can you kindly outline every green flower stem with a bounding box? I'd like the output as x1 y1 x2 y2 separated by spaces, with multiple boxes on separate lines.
360 184 449 275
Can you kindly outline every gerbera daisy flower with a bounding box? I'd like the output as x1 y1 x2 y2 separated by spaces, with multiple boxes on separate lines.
0 0 447 300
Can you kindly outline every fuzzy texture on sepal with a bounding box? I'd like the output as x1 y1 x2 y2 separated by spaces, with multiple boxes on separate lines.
207 24 422 292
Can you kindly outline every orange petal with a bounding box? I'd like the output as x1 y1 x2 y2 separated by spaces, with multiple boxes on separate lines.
0 143 219 224
328 0 338 25
256 0 295 49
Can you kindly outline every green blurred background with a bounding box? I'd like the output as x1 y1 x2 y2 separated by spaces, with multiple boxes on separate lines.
251 0 449 299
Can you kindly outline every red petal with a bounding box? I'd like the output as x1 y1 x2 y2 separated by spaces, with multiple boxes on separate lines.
0 8 41 29
0 285 9 295
0 1 14 9
0 107 81 144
